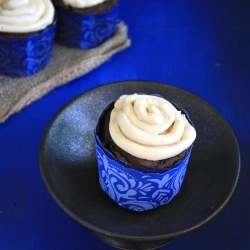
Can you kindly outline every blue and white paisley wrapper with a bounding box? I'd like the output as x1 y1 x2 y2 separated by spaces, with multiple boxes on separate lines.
55 3 119 49
0 20 57 77
94 100 194 212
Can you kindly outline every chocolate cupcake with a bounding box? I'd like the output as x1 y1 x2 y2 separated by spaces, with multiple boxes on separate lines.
95 94 196 212
0 0 56 77
51 0 119 49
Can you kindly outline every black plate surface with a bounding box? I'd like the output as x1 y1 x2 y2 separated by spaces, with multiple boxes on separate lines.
39 81 240 249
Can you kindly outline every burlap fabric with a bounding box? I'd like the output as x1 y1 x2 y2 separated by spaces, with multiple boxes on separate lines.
0 22 130 123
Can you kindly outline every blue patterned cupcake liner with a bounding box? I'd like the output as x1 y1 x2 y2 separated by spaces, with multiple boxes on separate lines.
94 98 194 212
55 3 119 49
0 20 57 77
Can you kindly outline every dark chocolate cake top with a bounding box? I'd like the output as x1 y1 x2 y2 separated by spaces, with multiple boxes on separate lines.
52 0 118 15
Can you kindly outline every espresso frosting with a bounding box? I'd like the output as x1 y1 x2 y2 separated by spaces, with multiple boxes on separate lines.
0 0 54 33
61 0 106 8
109 94 196 161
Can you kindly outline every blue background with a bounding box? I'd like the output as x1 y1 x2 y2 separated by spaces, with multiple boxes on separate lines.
0 0 249 249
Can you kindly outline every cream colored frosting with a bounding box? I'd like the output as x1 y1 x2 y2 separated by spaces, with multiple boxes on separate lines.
109 94 196 161
0 0 54 33
62 0 106 8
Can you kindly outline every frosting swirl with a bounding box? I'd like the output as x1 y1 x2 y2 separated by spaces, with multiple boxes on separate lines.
0 0 55 33
109 94 196 161
62 0 106 8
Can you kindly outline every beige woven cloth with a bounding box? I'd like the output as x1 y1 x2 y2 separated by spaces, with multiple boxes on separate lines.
0 22 130 123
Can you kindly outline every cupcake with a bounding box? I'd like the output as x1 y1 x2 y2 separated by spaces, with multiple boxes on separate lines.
0 0 56 77
94 94 196 212
51 0 119 49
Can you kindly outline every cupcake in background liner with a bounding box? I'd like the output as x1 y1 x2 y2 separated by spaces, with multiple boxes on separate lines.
94 94 196 212
52 0 119 49
0 0 56 77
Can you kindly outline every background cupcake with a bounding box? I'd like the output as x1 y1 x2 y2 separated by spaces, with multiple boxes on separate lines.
52 0 119 49
95 94 196 212
0 0 56 77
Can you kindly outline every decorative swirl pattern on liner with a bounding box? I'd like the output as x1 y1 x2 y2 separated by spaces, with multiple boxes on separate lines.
110 94 196 161
0 0 54 33
55 3 118 49
0 20 56 77
96 143 191 211
62 0 106 8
